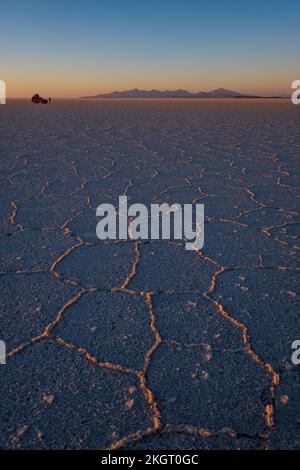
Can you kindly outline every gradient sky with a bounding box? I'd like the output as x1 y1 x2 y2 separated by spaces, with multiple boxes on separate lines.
1 0 300 97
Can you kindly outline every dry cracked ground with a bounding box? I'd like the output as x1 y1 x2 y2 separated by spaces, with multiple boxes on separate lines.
0 100 299 450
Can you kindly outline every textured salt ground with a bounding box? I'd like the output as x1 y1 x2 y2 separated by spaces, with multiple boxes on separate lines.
212 269 299 370
0 101 299 449
54 291 154 371
0 342 152 450
1 273 79 351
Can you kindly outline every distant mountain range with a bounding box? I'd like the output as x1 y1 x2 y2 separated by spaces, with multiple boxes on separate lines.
81 87 264 99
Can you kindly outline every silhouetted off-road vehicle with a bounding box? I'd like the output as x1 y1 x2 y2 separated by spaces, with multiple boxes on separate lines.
31 94 48 104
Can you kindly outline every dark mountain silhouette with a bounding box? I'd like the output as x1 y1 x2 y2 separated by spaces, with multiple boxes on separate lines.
81 87 256 99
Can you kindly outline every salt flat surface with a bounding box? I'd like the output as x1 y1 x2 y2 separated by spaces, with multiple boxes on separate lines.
0 101 299 449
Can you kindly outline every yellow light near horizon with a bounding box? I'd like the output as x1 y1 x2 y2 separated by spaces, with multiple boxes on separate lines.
2 63 293 99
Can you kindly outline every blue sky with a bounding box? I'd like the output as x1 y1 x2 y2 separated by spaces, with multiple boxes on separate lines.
1 0 300 97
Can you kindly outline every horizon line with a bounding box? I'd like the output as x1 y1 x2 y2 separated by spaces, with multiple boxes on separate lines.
6 97 289 101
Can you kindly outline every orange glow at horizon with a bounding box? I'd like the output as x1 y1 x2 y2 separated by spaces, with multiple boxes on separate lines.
2 65 294 99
